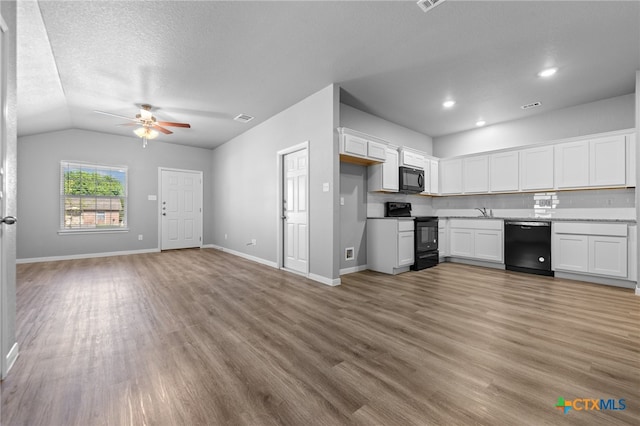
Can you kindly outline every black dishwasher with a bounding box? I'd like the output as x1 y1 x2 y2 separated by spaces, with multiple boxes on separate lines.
504 221 553 276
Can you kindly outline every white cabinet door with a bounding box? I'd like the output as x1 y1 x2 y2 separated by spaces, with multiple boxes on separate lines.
368 140 387 162
449 229 474 257
520 145 554 190
382 147 399 191
440 159 463 194
590 135 626 186
474 230 503 262
420 158 431 195
553 234 589 273
589 236 627 277
463 155 489 193
555 141 589 188
490 151 519 192
401 150 425 168
343 134 368 157
626 134 636 187
430 159 439 194
398 232 415 267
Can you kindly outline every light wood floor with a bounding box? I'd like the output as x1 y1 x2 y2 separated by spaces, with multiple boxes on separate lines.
2 249 639 425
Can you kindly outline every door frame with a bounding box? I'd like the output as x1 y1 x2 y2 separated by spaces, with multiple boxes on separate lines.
276 141 309 274
157 167 204 251
0 12 10 380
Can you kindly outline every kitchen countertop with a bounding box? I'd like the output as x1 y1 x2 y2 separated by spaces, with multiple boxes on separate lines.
441 216 636 223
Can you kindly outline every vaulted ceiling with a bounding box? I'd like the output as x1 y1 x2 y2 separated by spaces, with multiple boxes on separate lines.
17 1 640 149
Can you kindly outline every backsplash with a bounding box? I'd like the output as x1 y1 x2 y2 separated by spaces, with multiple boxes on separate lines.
367 192 433 217
432 188 635 210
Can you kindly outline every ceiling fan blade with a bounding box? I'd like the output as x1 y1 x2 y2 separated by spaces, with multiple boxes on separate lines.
118 122 138 127
156 121 191 128
152 125 173 135
94 110 139 122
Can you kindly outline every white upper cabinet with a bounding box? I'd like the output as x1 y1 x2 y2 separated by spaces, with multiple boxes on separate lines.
440 158 463 194
555 135 626 189
420 158 431 195
589 135 626 186
519 145 554 190
368 146 399 192
555 141 589 188
338 128 387 165
490 151 519 192
342 133 368 157
367 140 388 162
430 159 439 194
400 148 426 169
462 155 489 193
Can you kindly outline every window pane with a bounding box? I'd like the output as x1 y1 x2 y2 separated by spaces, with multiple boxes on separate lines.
61 161 128 230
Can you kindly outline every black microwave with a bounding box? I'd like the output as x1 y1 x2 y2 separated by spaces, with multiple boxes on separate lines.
399 166 424 193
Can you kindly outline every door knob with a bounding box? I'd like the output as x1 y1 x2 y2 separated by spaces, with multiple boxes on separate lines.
0 216 16 225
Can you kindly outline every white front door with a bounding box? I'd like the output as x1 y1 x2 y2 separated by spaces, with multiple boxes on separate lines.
283 148 308 274
160 169 203 250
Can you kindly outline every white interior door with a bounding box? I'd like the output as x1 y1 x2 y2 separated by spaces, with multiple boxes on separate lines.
161 169 203 250
283 148 308 274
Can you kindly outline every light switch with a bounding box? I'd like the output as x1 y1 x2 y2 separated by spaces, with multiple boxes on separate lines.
148 195 157 201
322 183 330 192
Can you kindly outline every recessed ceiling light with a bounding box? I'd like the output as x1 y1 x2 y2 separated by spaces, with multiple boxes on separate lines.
442 100 456 108
476 120 486 127
538 67 558 78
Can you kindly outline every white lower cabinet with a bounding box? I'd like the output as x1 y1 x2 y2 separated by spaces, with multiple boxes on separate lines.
474 230 503 262
554 234 589 272
367 218 415 275
553 222 628 279
448 219 503 263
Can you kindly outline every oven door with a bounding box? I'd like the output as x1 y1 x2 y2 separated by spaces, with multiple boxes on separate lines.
416 220 438 252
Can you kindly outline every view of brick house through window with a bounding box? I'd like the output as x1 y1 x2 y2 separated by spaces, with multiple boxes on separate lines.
60 161 128 231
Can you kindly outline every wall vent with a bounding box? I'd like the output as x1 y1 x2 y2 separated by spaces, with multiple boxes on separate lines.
345 247 355 261
417 0 447 13
234 113 254 123
521 101 542 110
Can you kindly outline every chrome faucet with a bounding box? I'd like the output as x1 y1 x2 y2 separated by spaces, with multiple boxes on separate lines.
475 207 488 217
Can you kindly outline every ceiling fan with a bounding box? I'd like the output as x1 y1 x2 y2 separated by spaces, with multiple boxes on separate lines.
94 104 191 147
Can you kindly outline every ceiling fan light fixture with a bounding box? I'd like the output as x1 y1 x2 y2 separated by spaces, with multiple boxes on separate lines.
133 127 159 139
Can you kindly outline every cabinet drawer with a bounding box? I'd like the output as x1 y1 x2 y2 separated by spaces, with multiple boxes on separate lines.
398 220 414 232
554 222 627 237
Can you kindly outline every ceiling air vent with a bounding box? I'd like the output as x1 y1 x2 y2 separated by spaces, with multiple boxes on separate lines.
234 113 254 123
521 101 542 110
417 0 447 13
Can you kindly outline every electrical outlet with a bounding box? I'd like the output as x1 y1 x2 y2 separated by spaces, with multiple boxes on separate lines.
138 234 143 241
251 239 257 245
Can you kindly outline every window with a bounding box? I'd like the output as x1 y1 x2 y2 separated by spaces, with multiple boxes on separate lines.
60 161 128 232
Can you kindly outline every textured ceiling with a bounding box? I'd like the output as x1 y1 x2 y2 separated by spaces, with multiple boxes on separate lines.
17 1 640 149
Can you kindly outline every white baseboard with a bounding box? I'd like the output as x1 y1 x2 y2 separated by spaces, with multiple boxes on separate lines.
16 248 161 264
203 245 278 269
3 342 19 379
309 273 341 286
340 265 368 275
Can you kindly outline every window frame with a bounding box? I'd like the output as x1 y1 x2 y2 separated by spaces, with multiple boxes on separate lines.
58 161 129 235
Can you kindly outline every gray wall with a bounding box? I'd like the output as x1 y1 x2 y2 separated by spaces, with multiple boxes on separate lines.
210 84 340 281
340 163 367 270
434 94 635 158
17 129 213 260
1 0 17 378
340 103 433 153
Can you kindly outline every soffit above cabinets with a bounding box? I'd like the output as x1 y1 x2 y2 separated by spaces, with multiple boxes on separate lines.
17 1 640 149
